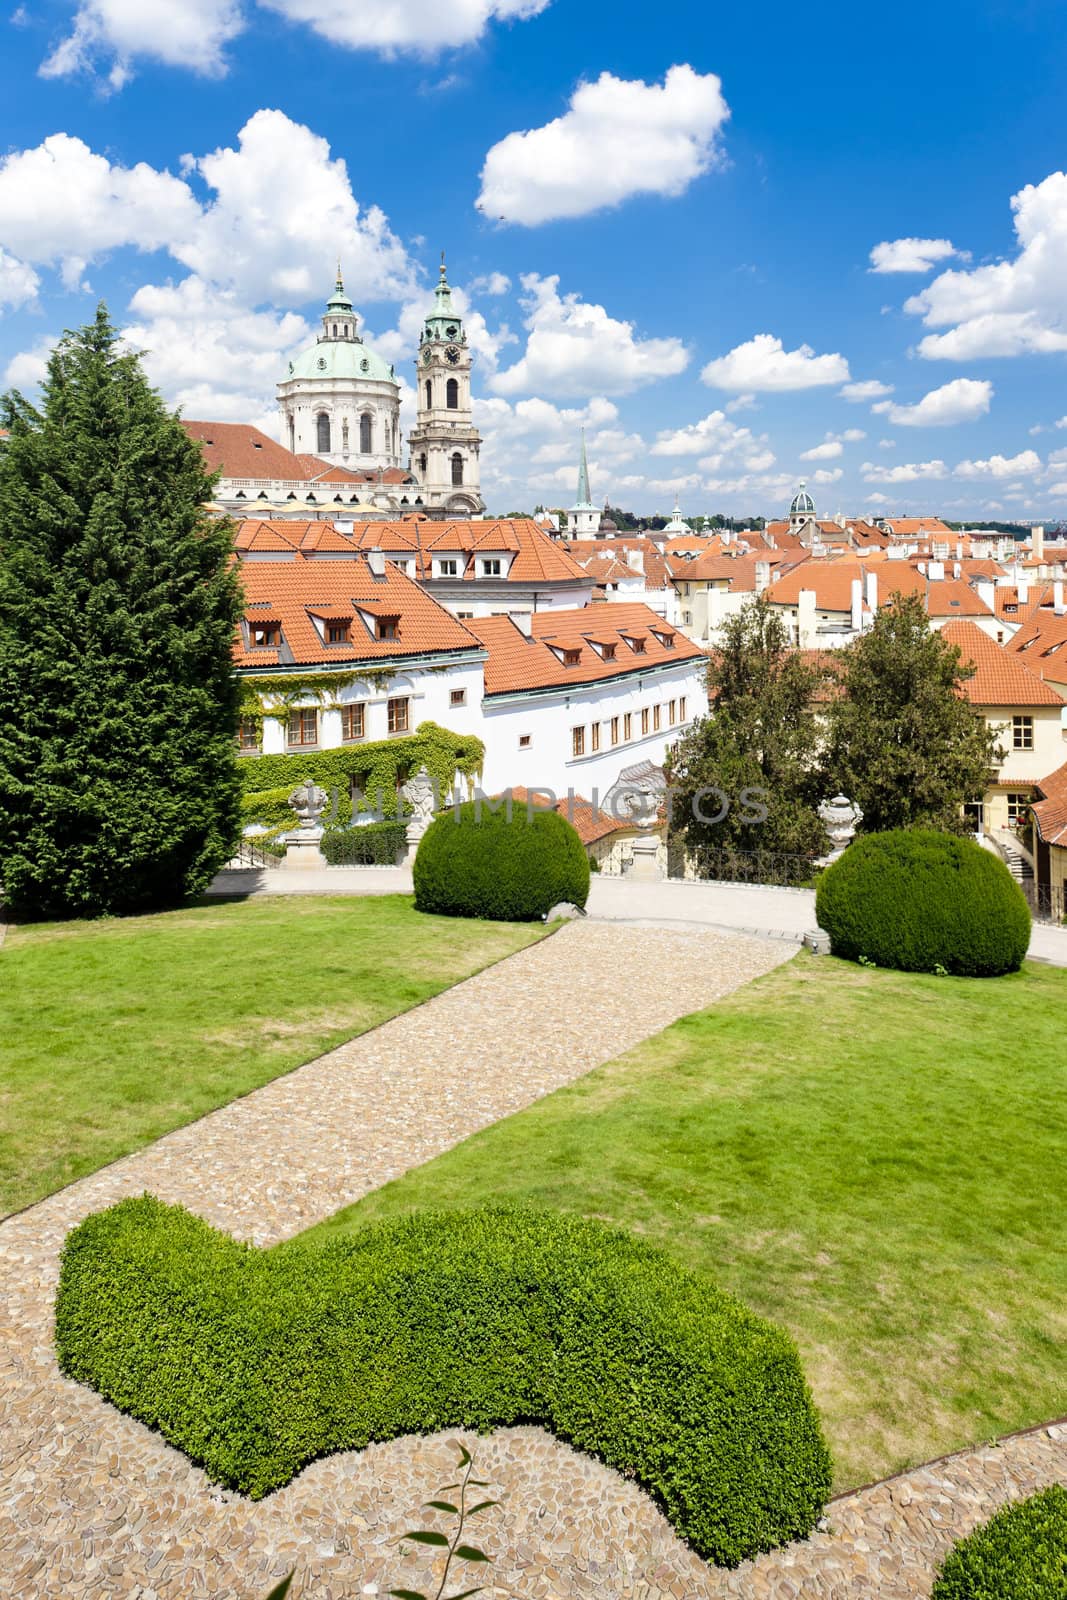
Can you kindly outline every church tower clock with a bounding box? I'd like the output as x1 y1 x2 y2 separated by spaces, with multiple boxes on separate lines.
407 256 484 517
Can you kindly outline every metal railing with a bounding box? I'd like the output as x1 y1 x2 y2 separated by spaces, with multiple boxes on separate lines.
669 843 817 888
1023 882 1066 924
231 838 284 869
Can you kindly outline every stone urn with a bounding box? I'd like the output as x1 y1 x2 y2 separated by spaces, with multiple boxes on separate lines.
282 778 329 870
816 795 863 867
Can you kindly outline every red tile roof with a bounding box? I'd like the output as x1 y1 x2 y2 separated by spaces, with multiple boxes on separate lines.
1008 610 1067 683
1032 760 1067 846
469 602 705 696
881 517 954 538
233 556 481 669
941 620 1066 707
508 788 627 845
183 421 312 482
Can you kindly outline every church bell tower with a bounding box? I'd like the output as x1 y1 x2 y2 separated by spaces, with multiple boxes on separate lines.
408 255 484 517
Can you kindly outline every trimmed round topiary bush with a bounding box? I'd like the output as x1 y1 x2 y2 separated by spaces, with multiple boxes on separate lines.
56 1197 832 1568
815 828 1030 976
931 1485 1067 1599
413 799 590 921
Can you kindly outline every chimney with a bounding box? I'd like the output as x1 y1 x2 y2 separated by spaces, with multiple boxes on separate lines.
626 548 644 573
511 610 533 638
928 560 945 582
755 560 771 594
1054 579 1065 614
956 539 964 560
1018 580 1029 604
797 590 817 649
1033 525 1045 562
952 560 961 580
851 577 864 634
367 549 386 577
975 578 996 611
865 569 878 613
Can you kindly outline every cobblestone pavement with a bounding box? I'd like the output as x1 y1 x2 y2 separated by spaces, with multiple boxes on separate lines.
2 921 1064 1599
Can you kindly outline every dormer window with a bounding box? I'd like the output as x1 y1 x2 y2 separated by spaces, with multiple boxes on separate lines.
326 621 350 644
652 630 676 649
623 634 646 654
482 559 502 577
377 615 400 641
562 648 582 667
250 621 281 648
438 558 459 577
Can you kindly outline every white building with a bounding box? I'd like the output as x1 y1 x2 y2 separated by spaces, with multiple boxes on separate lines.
235 555 708 807
278 270 402 472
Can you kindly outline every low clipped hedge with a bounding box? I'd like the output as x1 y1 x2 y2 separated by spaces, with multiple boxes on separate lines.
320 821 407 866
413 799 590 921
931 1485 1067 1598
815 828 1030 976
55 1198 831 1568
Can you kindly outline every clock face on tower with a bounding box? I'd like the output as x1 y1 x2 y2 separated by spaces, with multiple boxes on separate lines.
445 346 461 365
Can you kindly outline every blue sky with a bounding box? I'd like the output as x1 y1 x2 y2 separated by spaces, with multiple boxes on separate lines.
3 0 1067 518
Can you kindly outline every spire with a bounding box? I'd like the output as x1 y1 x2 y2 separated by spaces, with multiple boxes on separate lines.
576 428 592 506
336 261 344 293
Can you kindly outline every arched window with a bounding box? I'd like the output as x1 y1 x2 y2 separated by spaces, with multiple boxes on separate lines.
287 415 295 450
360 413 372 454
332 323 338 337
446 378 459 410
316 413 331 453
451 452 464 487
425 380 432 410
418 452 428 474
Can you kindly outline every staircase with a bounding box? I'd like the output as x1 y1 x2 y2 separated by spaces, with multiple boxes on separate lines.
992 830 1035 886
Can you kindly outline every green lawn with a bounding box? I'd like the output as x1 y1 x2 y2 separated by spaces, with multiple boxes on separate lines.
307 953 1067 1492
0 895 543 1216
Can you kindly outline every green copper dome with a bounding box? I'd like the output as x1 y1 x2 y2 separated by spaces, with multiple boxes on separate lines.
286 339 397 385
285 268 398 387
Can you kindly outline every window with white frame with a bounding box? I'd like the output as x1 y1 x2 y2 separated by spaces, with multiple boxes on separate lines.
1013 715 1034 750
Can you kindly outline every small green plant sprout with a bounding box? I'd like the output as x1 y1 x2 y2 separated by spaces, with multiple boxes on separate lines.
388 1443 498 1600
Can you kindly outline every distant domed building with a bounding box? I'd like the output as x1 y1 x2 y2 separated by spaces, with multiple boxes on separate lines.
278 268 402 472
789 481 817 532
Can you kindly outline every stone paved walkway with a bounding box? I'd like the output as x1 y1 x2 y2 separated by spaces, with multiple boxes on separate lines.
2 920 1064 1599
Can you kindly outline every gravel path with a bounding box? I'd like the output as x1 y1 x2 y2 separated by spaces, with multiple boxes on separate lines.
2 919 1063 1600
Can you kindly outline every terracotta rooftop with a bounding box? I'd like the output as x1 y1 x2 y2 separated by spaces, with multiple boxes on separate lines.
1008 610 1067 683
881 517 954 538
1031 760 1067 846
468 602 705 697
233 556 481 670
508 788 627 846
183 421 313 483
940 620 1066 707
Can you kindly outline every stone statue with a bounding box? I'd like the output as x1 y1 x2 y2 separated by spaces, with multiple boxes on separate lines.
401 765 437 841
816 795 863 866
288 778 329 833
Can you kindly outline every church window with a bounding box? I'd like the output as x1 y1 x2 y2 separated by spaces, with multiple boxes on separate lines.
446 378 459 410
342 418 349 450
332 323 338 337
419 453 428 474
425 380 432 409
287 416 295 450
360 413 372 454
451 453 464 487
316 413 331 453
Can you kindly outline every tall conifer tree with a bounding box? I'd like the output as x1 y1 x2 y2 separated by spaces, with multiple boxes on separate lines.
0 306 244 917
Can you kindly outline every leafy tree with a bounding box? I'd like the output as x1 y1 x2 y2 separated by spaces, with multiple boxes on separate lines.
0 306 244 917
667 595 827 864
824 592 1001 834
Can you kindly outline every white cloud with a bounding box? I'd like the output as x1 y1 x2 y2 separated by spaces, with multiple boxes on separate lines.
800 440 843 461
0 114 416 310
1054 415 1067 429
261 0 550 55
879 438 896 449
40 0 549 84
841 427 866 442
368 282 516 372
491 273 688 397
953 450 1042 479
649 409 771 475
0 247 39 310
121 276 310 423
811 467 843 484
869 237 964 274
866 492 890 505
477 65 729 226
468 271 511 297
3 337 56 389
725 392 756 413
1046 481 1067 495
702 333 849 392
41 0 242 84
905 171 1067 359
872 377 993 428
473 393 620 497
840 378 893 401
861 459 947 483
0 132 200 287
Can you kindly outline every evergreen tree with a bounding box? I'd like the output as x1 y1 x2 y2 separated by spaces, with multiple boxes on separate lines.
825 592 1001 834
0 306 244 917
667 595 827 865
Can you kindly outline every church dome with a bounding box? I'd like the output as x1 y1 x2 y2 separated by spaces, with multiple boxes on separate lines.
790 482 816 516
286 339 397 387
